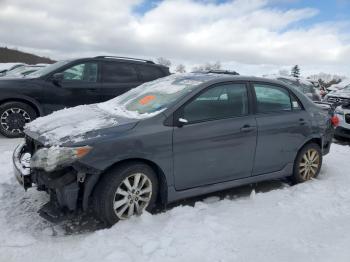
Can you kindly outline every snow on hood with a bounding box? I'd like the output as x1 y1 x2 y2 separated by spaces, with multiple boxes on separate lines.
25 105 122 145
328 87 350 98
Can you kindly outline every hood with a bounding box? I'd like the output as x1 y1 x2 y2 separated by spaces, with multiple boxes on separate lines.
328 89 350 98
25 104 138 146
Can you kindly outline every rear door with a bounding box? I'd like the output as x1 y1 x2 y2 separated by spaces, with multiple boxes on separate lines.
173 82 257 190
99 61 142 100
251 82 311 175
135 64 167 82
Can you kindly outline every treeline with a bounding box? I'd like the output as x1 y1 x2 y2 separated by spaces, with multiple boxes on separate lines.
0 47 55 64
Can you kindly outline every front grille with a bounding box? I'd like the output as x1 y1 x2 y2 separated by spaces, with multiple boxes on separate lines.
345 114 350 124
327 96 350 104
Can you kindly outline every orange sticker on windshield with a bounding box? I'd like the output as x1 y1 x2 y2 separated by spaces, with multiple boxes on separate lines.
139 95 156 105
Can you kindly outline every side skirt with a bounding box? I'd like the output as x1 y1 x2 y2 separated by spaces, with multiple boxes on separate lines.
167 163 293 204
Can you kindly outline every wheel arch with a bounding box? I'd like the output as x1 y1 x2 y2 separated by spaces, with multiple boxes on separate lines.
302 137 322 149
294 137 322 163
88 158 169 210
0 97 43 117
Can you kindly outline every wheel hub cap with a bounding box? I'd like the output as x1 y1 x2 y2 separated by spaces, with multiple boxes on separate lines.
0 108 31 134
299 149 320 180
113 173 152 220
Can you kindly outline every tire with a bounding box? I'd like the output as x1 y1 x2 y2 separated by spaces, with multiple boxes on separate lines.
0 102 37 138
93 162 158 226
291 143 322 184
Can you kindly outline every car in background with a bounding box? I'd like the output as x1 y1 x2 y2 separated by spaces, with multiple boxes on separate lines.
0 56 170 138
324 85 350 106
3 65 47 78
264 75 322 102
13 73 335 225
334 103 350 140
327 79 350 92
274 77 321 102
0 63 26 76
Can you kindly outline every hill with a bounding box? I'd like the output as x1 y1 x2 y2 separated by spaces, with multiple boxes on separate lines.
0 47 55 64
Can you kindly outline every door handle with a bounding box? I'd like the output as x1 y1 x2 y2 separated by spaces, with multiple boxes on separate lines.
240 125 256 133
299 118 306 125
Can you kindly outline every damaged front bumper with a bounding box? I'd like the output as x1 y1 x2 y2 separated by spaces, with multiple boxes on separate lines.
12 141 98 222
13 142 34 189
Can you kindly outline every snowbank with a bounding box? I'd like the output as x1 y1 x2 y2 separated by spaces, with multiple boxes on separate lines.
1 138 350 262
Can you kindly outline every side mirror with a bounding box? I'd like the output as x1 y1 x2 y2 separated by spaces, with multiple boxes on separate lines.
177 117 188 127
52 72 64 85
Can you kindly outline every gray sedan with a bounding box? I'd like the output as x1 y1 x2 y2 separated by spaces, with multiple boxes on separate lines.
13 73 335 226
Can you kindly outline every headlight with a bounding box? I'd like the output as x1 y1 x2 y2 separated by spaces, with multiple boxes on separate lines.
334 108 344 115
31 146 92 172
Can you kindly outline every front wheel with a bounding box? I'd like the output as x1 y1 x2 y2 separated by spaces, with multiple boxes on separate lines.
93 163 158 226
0 102 37 138
292 143 322 183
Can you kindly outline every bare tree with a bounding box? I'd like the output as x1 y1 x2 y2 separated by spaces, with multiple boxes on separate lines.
156 57 172 67
278 69 289 76
192 61 221 72
175 64 186 73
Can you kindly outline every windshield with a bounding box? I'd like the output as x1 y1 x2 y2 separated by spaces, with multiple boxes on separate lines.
28 60 70 78
98 73 223 119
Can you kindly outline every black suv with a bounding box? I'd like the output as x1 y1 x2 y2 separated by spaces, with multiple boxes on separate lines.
0 56 170 138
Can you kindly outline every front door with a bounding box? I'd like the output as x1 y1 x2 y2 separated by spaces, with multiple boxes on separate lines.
173 82 257 190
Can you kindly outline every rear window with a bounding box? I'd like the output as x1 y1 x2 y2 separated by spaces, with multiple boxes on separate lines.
102 62 138 83
254 84 292 113
136 65 165 81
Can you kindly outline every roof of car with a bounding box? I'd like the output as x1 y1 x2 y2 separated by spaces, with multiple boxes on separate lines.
61 56 169 68
181 73 286 85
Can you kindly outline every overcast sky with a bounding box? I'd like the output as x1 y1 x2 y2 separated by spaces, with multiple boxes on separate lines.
0 0 350 76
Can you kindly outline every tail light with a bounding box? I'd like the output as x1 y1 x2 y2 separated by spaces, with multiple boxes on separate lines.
331 115 339 127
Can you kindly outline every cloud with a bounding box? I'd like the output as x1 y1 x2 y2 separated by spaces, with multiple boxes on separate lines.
0 0 350 76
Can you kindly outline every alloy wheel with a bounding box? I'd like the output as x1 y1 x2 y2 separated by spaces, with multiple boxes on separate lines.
0 108 31 134
299 149 320 180
113 173 153 220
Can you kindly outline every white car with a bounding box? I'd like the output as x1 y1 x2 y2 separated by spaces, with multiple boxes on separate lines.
334 104 350 140
324 85 350 105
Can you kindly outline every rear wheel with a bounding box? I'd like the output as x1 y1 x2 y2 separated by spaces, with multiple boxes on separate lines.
0 102 37 138
292 143 322 183
93 162 158 226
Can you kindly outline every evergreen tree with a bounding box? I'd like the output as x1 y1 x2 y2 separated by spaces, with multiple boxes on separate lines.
291 65 300 79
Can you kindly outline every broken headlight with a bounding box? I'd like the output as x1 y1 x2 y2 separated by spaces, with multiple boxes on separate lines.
31 146 92 172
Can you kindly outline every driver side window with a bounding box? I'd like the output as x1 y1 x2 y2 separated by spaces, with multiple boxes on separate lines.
182 83 248 123
62 63 98 82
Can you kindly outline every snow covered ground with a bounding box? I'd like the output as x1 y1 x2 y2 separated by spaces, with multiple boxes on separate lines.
1 136 350 262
